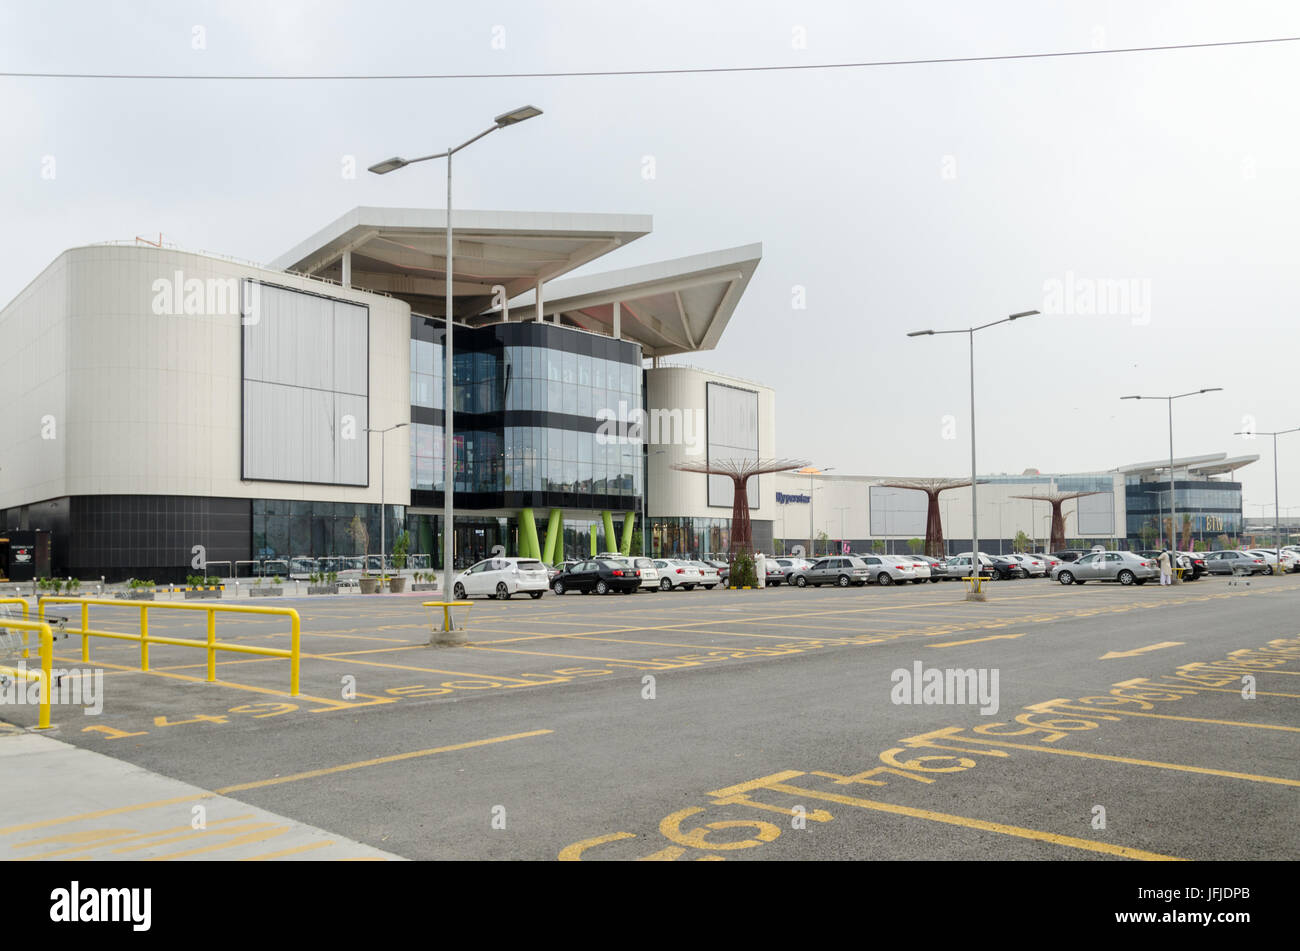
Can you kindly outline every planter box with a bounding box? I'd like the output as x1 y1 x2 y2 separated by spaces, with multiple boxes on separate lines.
411 583 439 592
116 591 156 600
307 585 339 595
387 577 408 593
249 587 284 598
184 589 222 599
359 578 381 594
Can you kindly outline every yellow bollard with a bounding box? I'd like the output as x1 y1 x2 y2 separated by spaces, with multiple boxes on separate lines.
207 608 217 682
289 610 300 697
37 623 52 729
140 605 149 671
81 601 90 662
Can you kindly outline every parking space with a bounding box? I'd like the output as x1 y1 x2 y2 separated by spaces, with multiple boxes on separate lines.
2 572 1297 860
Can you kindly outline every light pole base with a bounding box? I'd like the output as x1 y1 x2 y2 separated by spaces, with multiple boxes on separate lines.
429 629 469 648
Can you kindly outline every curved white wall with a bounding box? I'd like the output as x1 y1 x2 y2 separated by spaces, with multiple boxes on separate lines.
0 245 410 509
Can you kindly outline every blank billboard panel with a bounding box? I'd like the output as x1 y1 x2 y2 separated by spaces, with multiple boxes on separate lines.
242 281 369 485
869 485 928 537
706 382 759 509
1076 490 1115 537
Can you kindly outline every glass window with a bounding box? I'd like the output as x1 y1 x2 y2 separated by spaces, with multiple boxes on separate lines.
577 354 591 387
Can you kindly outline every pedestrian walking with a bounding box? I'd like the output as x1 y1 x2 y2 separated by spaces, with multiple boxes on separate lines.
755 550 767 588
1157 549 1172 586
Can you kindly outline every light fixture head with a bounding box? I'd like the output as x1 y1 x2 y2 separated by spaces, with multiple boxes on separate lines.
368 157 409 175
495 105 543 127
907 330 934 337
1008 309 1040 320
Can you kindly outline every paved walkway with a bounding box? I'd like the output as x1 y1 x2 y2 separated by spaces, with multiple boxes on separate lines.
0 730 402 860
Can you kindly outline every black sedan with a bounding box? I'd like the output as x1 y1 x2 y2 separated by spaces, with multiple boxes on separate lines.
988 556 1026 580
551 558 642 595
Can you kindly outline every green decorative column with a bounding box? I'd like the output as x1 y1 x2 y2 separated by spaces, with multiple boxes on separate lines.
542 509 563 564
589 525 597 557
518 509 540 560
620 512 635 556
601 511 617 555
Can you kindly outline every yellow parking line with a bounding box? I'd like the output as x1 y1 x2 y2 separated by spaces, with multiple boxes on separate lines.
1045 702 1300 732
943 735 1300 787
241 841 334 860
214 729 553 794
708 775 1181 861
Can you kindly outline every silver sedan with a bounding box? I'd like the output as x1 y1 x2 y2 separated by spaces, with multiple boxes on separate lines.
1051 551 1157 585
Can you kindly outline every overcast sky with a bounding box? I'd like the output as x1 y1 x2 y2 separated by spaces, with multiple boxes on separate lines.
3 1 1299 513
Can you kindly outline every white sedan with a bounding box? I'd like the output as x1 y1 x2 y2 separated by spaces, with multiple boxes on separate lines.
653 559 703 591
452 557 550 600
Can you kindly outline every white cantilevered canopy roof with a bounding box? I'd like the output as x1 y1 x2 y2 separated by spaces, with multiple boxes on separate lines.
493 243 762 358
1117 452 1258 477
272 206 652 319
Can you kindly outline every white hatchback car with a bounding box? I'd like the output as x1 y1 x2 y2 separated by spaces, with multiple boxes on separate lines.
631 557 660 591
452 557 550 600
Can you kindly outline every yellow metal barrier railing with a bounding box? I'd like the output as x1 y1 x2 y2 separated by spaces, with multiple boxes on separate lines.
0 617 53 729
37 597 300 697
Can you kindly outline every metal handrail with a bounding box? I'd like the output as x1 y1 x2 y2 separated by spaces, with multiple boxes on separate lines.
38 597 301 696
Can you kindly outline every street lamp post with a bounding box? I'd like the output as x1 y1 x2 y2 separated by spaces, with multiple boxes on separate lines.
1233 425 1299 575
804 466 834 555
1121 388 1222 584
369 105 542 601
908 310 1040 584
367 423 408 583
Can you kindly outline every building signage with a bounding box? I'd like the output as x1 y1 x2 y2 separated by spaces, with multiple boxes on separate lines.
776 492 811 505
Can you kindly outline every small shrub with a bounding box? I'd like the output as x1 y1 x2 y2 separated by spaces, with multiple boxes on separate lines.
730 550 758 588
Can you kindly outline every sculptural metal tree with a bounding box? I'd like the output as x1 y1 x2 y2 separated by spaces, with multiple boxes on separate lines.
673 458 808 555
1011 491 1103 551
876 479 972 558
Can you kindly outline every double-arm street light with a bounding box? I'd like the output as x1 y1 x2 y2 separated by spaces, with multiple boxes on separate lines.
1121 388 1222 583
370 105 543 598
907 310 1041 582
1233 424 1300 573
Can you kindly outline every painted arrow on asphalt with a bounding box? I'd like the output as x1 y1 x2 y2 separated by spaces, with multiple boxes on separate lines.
1100 641 1185 660
929 633 1026 648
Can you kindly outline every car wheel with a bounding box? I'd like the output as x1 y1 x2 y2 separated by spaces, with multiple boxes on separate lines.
795 576 807 587
1058 571 1074 585
529 591 543 599
659 578 672 591
929 578 940 583
454 582 467 599
911 579 925 584
683 585 696 591
838 575 851 587
496 582 511 600
596 580 609 595
877 573 893 586
552 580 565 595
705 585 716 590
1118 570 1135 586
1265 566 1274 576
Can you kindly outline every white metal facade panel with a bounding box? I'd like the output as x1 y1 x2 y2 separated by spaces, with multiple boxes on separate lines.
706 382 759 509
242 281 370 485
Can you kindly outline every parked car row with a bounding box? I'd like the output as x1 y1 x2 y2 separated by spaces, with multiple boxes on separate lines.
447 544 1296 601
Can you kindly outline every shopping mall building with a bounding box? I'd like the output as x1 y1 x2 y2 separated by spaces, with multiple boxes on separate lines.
0 207 774 580
0 205 1253 580
772 452 1256 557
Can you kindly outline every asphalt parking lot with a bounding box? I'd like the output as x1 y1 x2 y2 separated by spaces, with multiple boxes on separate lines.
2 573 1298 860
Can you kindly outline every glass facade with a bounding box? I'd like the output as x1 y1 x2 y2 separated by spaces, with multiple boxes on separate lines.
1124 477 1244 546
251 499 404 562
649 517 733 560
409 316 644 513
